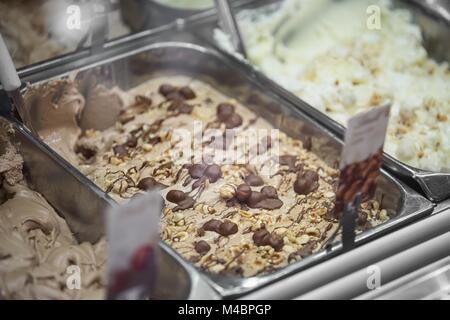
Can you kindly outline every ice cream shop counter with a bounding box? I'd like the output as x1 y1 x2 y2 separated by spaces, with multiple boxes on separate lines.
0 0 449 301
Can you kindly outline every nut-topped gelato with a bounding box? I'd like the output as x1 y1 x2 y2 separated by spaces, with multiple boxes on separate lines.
26 75 389 277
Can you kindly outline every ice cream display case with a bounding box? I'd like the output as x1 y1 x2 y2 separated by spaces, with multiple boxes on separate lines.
1 0 449 301
190 0 450 202
0 0 133 75
2 26 433 298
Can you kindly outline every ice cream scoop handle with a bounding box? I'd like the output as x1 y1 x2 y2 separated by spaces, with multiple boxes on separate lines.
0 34 21 91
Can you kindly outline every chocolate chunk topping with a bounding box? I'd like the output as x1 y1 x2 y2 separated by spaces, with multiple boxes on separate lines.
247 191 266 208
168 100 193 114
218 221 238 236
166 190 187 204
261 186 278 199
217 103 235 122
188 164 207 179
194 241 211 255
126 136 138 148
236 184 252 202
173 197 195 212
279 155 297 171
179 86 196 100
255 198 283 210
225 113 243 129
202 219 238 236
203 219 222 233
137 177 166 191
252 228 270 246
294 170 319 195
159 84 177 97
113 144 128 157
204 164 222 183
245 174 264 187
252 228 284 251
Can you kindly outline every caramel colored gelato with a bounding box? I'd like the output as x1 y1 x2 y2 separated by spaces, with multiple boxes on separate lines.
0 120 106 299
26 76 389 277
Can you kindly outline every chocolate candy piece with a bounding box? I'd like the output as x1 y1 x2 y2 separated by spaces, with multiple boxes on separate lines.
279 155 297 171
254 198 283 210
268 234 284 251
159 84 177 97
204 164 222 183
236 184 252 202
203 219 222 232
126 136 138 148
245 174 264 187
294 170 319 195
261 186 278 199
188 164 207 179
137 177 166 191
218 221 238 236
247 191 267 208
252 228 284 251
113 144 128 157
179 86 196 100
194 241 211 255
252 228 271 246
173 197 195 212
217 103 235 122
225 113 243 129
166 190 187 204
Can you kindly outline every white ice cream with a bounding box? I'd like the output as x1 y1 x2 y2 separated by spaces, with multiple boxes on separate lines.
215 0 450 172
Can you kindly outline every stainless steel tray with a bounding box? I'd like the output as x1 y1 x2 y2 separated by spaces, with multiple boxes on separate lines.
1 114 215 299
11 37 433 297
190 0 450 202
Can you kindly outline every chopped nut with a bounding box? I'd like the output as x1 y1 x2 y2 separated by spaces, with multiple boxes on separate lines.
142 143 153 152
269 253 284 265
306 227 321 237
239 210 252 218
109 156 122 165
297 234 310 244
219 184 236 200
